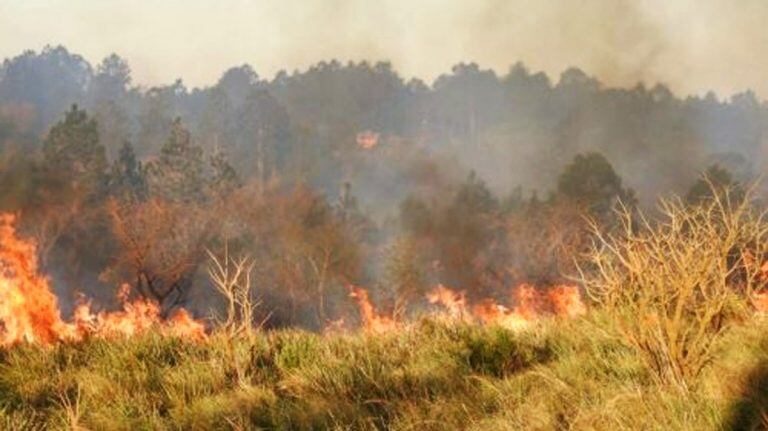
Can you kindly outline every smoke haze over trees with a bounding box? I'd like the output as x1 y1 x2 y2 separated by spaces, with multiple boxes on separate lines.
0 45 763 327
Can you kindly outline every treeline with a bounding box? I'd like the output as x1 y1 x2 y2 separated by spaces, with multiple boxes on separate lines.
1 45 766 204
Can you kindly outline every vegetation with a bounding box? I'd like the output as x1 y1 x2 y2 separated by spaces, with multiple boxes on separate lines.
0 316 764 430
581 189 766 390
2 46 768 429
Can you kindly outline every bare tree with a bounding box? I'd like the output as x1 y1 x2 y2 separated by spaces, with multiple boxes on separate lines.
206 245 258 333
106 197 209 315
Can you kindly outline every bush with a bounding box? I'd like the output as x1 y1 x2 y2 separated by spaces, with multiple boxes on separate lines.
579 188 767 390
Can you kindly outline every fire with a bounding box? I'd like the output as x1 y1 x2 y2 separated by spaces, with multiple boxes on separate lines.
348 285 399 333
0 214 72 345
428 283 586 330
472 300 531 330
341 283 585 333
73 285 206 341
426 284 469 320
547 284 587 318
0 213 205 346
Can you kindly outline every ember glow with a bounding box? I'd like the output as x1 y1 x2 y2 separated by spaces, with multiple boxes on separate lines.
0 213 205 346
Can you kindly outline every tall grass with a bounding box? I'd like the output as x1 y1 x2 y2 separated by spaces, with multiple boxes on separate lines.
0 316 765 430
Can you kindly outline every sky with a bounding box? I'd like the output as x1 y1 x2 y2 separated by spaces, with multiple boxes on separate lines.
1 0 767 99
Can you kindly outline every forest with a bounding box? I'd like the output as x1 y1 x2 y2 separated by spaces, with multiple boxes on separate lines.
0 45 763 325
0 45 766 429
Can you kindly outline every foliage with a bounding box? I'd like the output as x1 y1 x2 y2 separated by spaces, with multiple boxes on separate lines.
43 104 107 193
145 118 206 202
557 152 634 215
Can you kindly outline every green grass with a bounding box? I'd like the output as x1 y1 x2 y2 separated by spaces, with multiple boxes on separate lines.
0 315 765 430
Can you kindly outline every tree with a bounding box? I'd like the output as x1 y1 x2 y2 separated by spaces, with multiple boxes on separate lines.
436 171 500 296
108 141 146 200
145 118 205 202
236 89 291 184
90 54 131 102
207 147 240 197
43 104 107 192
686 164 744 205
0 46 91 128
557 152 634 214
382 236 427 318
106 197 210 315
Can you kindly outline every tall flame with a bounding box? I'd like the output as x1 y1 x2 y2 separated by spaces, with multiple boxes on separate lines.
0 214 72 345
348 285 399 333
0 213 205 346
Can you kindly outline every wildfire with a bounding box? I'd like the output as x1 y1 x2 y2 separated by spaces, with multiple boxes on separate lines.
348 285 399 333
0 214 73 345
0 214 205 347
343 282 586 333
431 283 586 330
426 284 470 321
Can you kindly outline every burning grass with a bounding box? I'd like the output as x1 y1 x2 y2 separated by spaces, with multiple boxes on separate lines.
0 214 205 346
1 188 768 428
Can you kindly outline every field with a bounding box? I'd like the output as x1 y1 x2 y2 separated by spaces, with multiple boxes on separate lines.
0 315 765 430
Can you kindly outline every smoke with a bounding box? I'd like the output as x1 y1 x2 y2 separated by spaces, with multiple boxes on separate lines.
1 0 768 98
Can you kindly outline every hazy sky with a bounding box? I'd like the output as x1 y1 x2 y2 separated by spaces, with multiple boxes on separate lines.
1 0 767 98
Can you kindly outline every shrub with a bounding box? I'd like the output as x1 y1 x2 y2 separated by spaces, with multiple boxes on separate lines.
579 188 767 391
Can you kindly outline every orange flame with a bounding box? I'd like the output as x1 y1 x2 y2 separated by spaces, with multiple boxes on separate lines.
0 213 205 346
472 300 531 331
426 284 469 320
547 284 587 318
348 285 399 333
0 214 72 345
432 283 586 330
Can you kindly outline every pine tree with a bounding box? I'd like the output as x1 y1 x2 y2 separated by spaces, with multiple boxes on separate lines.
108 141 146 200
145 118 205 202
207 147 240 197
43 104 107 192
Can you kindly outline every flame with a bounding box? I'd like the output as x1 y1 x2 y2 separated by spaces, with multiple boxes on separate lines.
323 317 347 335
0 214 72 345
0 213 205 346
430 283 586 330
741 250 768 313
472 300 531 331
348 285 399 333
73 285 206 341
547 284 587 318
426 284 469 320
